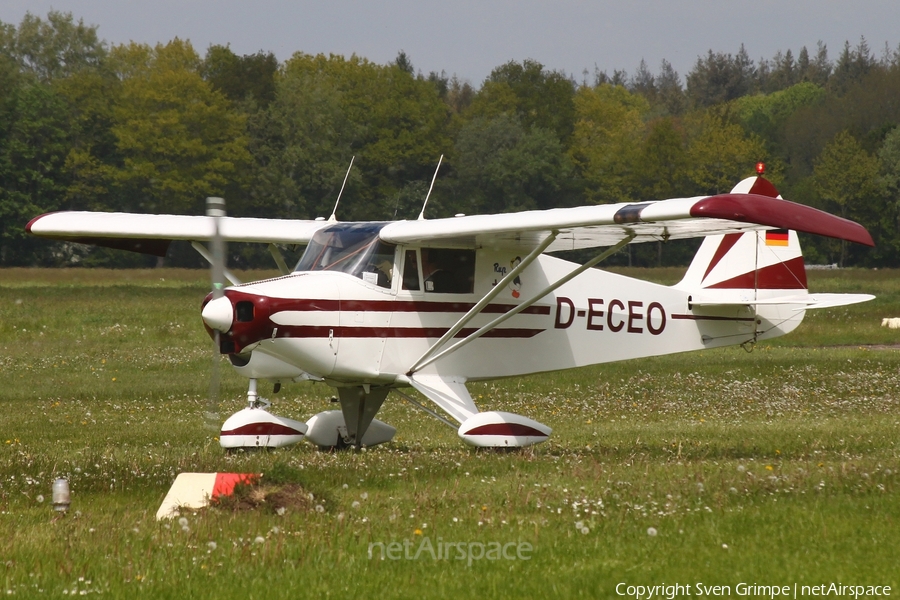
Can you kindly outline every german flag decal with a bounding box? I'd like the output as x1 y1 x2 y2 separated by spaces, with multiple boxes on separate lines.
765 229 789 246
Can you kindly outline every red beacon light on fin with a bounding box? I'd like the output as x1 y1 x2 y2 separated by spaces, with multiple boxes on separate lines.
756 162 766 175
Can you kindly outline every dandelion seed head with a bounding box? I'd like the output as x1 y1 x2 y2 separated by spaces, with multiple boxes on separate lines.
647 527 658 537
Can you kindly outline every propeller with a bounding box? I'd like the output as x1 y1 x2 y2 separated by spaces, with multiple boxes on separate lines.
203 197 227 431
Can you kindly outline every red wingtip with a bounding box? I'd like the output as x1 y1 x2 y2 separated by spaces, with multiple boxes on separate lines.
25 213 55 234
691 194 875 247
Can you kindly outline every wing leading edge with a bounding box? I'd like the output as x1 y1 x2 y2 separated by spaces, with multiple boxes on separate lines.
380 193 874 252
26 212 330 257
26 191 874 256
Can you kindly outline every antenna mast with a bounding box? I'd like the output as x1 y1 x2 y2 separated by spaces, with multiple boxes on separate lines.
329 156 355 222
417 155 443 221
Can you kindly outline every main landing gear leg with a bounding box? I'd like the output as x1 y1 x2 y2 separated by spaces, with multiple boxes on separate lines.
338 386 389 449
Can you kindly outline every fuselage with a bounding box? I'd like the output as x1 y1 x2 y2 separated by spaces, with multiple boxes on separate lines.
202 227 804 386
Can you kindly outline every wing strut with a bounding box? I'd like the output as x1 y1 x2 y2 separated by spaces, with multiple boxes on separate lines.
391 388 459 429
190 241 242 285
268 244 291 275
407 231 559 373
407 233 636 375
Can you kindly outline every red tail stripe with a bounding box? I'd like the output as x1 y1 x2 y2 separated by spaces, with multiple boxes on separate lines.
747 177 780 198
702 233 742 283
705 256 807 290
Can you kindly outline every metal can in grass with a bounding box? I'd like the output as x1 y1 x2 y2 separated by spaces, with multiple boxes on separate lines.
52 478 70 512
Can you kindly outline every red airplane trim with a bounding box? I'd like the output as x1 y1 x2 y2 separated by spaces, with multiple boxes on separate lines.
218 293 551 316
704 256 807 290
272 326 545 340
702 233 743 283
225 324 546 353
747 177 780 198
463 423 549 437
671 314 756 322
690 194 874 247
342 299 551 315
220 423 305 437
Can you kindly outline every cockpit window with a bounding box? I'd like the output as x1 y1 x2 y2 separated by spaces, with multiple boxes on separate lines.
294 223 395 288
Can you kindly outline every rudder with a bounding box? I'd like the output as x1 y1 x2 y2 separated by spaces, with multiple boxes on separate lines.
676 174 808 301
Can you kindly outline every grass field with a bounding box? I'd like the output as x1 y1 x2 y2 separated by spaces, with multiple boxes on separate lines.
1 267 898 598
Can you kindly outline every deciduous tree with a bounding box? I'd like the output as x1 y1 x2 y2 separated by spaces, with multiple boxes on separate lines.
107 40 251 216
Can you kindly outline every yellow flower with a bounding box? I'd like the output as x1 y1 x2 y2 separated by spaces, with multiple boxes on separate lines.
765 465 774 471
413 529 423 536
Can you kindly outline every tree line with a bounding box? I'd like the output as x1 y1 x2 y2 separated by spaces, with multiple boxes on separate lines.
2 11 898 269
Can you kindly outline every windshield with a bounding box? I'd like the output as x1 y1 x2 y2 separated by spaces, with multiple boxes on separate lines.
294 223 395 288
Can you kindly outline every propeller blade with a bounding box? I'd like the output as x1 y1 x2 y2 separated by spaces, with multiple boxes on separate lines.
204 197 227 431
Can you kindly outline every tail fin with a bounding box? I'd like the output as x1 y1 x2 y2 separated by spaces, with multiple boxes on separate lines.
674 173 873 344
677 174 808 302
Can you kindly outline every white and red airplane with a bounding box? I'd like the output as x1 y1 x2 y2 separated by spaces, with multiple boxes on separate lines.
27 166 874 450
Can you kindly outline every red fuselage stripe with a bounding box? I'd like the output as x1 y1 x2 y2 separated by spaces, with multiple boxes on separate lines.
671 314 756 322
256 298 552 315
271 326 545 339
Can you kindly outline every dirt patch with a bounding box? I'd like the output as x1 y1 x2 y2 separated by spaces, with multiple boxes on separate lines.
210 483 318 514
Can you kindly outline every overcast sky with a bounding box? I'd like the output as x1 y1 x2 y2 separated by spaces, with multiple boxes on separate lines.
2 1 899 85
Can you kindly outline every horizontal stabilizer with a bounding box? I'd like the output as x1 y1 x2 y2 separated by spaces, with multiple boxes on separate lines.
691 293 874 310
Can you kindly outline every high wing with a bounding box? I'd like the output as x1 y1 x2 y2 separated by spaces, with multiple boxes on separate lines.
27 191 873 257
380 193 874 251
26 212 330 257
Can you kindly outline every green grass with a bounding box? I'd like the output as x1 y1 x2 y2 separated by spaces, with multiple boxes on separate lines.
1 268 898 598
